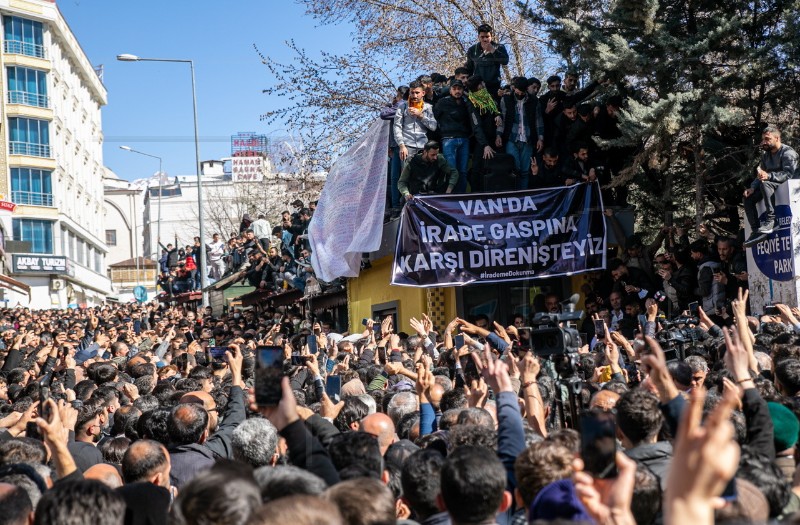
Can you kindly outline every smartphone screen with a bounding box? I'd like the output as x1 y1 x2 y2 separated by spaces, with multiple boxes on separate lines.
593 319 605 336
209 346 228 363
580 409 618 479
290 354 305 366
255 346 285 406
307 334 318 355
39 386 51 420
637 314 647 328
688 302 699 316
209 337 216 347
326 375 342 403
765 305 779 316
378 347 387 364
454 334 465 349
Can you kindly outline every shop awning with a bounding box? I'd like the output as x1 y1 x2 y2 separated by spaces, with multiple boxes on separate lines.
203 269 248 292
309 289 348 311
0 274 30 298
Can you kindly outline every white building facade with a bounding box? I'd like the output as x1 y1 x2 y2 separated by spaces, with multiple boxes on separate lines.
141 160 324 262
0 0 110 308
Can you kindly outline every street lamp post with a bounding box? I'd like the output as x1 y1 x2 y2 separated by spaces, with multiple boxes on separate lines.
120 146 162 260
117 54 208 306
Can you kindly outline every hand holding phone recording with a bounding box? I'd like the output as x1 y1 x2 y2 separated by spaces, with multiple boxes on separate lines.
255 346 285 407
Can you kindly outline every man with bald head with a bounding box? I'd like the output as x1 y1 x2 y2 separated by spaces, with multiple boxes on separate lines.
360 413 397 456
122 439 171 489
84 463 123 489
589 390 620 412
166 403 215 488
177 346 246 460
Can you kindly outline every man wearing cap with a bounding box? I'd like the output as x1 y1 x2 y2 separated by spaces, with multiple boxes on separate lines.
434 79 492 194
768 402 799 481
499 77 544 190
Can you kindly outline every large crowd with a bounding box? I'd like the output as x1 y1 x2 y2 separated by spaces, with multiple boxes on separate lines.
155 199 325 297
0 284 800 525
380 23 638 220
0 21 799 525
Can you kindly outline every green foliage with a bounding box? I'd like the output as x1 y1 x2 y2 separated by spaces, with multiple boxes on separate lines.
527 0 800 234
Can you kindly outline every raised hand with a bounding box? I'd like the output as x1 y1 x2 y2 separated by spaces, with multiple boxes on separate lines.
664 387 740 525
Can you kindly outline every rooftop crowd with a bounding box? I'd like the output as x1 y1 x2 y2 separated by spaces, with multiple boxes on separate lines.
155 199 328 298
0 21 799 525
380 23 638 220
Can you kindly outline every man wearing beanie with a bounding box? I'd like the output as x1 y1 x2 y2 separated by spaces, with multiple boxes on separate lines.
768 402 799 480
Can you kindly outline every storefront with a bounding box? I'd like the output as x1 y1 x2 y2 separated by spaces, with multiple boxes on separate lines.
347 208 634 332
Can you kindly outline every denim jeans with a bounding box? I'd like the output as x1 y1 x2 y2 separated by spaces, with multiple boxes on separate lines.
442 137 470 193
389 146 403 208
506 140 534 190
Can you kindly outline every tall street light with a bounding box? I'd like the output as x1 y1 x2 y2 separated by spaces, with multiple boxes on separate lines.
117 53 208 306
120 146 162 261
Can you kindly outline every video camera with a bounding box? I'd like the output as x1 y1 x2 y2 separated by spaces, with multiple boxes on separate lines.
655 316 699 362
528 312 583 356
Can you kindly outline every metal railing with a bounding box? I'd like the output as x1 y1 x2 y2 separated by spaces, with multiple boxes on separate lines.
3 40 45 59
11 190 53 207
7 90 49 108
9 141 50 157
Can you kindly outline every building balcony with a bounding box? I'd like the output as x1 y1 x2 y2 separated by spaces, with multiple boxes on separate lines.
12 190 53 207
9 142 50 158
3 40 45 59
8 91 49 108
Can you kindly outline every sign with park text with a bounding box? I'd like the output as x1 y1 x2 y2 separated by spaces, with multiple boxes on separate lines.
392 183 607 287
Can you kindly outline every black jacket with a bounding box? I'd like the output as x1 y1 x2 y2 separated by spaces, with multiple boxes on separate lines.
625 441 673 491
433 96 473 139
204 385 247 459
540 82 599 145
280 418 339 486
168 442 216 488
398 153 459 196
434 96 489 146
465 42 509 89
500 93 543 146
531 163 564 189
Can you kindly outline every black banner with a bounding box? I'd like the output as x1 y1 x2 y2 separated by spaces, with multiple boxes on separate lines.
392 182 606 287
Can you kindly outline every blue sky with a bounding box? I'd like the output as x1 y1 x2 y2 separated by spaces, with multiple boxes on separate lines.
57 0 353 182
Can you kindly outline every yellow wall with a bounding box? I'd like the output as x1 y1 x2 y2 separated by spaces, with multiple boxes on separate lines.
348 255 457 334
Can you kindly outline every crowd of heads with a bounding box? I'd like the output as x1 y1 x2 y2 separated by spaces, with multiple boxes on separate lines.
383 22 631 216
156 199 329 297
0 270 795 525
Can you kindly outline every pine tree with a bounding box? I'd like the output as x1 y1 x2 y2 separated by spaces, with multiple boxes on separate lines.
526 0 800 234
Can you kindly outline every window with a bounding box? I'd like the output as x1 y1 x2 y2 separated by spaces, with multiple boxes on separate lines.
3 17 44 58
77 239 85 266
7 66 48 107
11 168 52 206
8 118 50 157
105 230 117 246
12 218 52 254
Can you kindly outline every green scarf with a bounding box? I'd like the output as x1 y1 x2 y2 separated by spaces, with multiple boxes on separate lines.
467 88 500 115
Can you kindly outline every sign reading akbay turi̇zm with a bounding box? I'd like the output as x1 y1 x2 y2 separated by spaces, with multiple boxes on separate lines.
392 182 607 287
13 255 68 274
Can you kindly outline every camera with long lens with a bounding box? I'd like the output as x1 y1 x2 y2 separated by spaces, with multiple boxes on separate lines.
529 312 583 356
655 317 699 362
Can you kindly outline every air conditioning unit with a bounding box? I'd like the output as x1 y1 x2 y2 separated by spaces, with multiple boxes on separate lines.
50 279 65 291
